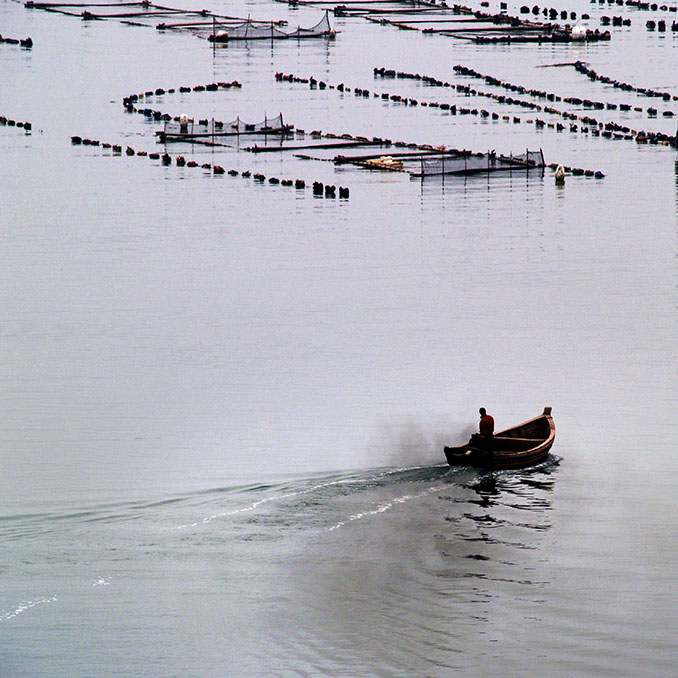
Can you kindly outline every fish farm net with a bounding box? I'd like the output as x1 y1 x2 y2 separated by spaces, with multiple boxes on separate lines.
160 114 290 141
411 150 545 177
187 12 333 41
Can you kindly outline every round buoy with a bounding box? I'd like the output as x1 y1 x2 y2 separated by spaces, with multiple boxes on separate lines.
555 164 566 185
572 25 587 40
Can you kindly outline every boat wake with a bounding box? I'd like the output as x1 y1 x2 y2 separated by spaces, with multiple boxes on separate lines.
327 483 442 532
170 463 455 532
0 595 58 623
0 457 561 544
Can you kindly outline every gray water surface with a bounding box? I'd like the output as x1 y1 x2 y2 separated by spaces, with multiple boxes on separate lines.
1 0 677 675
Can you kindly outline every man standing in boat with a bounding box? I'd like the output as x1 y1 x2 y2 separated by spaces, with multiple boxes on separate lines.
471 407 494 448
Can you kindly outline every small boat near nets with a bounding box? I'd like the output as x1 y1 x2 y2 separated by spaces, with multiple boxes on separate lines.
157 113 293 142
364 155 404 170
444 407 556 470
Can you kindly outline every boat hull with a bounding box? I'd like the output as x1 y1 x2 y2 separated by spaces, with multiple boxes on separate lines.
444 407 555 470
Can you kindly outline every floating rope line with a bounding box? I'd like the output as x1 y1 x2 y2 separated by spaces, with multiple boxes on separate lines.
644 18 678 28
0 34 33 46
274 70 677 147
68 136 350 197
623 0 678 13
0 115 32 131
68 132 604 182
570 61 678 101
122 81 242 110
447 64 677 116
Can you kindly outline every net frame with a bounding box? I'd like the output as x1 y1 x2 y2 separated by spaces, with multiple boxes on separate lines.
160 113 292 141
205 11 332 41
412 149 544 177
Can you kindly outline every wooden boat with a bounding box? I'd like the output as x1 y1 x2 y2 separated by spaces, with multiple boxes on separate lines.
444 407 555 470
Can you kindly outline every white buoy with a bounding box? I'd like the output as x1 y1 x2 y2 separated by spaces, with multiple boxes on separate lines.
571 25 587 41
555 164 565 185
179 113 189 134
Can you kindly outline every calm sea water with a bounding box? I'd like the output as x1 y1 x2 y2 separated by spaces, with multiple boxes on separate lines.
1 0 677 675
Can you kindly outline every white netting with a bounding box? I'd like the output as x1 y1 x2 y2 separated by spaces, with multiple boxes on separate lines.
205 11 332 41
161 114 290 140
412 150 544 177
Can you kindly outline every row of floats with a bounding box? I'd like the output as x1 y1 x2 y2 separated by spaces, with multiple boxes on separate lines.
69 136 350 197
0 34 33 46
278 67 677 147
0 115 32 131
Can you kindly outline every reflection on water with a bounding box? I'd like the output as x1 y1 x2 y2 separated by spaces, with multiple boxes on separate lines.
436 461 557 591
2 453 676 676
220 461 560 675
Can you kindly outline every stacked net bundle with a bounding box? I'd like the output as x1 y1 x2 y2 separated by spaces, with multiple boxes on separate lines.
412 150 544 177
161 114 289 139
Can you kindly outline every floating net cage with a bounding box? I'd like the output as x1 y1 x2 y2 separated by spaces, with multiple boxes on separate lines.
172 11 334 41
160 113 292 141
411 149 545 177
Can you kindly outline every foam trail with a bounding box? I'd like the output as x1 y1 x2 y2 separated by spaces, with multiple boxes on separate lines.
171 466 438 531
0 595 58 622
327 485 440 532
173 470 393 530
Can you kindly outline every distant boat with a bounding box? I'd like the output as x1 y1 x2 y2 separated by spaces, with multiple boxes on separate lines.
444 407 555 470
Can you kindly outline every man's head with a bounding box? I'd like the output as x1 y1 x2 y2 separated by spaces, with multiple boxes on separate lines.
479 407 486 416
